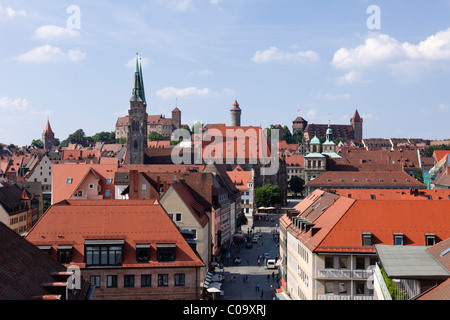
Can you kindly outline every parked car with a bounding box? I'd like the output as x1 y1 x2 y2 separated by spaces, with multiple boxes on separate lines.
252 237 259 243
246 242 253 248
266 259 276 269
234 257 242 265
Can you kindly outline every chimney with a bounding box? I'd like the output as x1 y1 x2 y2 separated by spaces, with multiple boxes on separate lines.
129 170 139 200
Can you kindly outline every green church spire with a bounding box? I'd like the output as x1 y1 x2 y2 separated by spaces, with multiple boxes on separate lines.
130 53 146 104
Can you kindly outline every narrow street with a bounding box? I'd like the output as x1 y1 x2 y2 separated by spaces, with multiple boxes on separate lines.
217 213 282 300
215 199 301 300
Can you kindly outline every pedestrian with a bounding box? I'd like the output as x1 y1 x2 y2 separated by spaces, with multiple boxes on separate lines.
261 290 264 299
267 274 270 281
255 283 258 292
272 271 275 279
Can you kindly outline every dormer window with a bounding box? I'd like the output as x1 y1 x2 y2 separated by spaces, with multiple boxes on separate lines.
57 245 73 264
362 232 373 246
157 243 176 262
425 233 436 246
393 233 404 246
136 244 151 263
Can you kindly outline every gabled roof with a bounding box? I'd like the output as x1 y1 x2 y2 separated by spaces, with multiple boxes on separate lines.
169 181 210 227
25 200 204 268
52 163 118 204
227 168 253 191
306 170 426 188
282 190 450 254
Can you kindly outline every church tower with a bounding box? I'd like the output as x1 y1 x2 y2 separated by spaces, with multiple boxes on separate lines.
351 109 363 141
42 118 54 151
230 100 242 126
127 55 148 164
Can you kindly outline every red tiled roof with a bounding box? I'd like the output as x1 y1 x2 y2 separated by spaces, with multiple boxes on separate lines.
286 154 304 168
434 150 450 163
415 278 450 300
25 200 204 268
306 171 425 188
317 200 450 251
227 168 253 191
52 163 118 204
43 120 54 135
351 110 362 122
202 126 272 160
331 188 450 200
282 190 450 254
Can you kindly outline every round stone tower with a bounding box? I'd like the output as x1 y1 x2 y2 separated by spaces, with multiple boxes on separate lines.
230 100 242 127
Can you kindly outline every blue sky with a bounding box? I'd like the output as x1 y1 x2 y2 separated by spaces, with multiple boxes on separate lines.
1 0 450 147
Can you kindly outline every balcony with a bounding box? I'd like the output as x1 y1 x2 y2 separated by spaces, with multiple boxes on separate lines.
317 269 373 280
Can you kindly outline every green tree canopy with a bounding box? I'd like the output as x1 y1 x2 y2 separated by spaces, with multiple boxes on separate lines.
31 139 43 149
424 144 450 157
148 132 163 141
91 131 115 142
254 184 282 207
289 176 305 194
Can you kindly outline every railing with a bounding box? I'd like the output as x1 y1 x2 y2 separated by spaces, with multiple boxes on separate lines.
373 264 392 300
317 269 372 279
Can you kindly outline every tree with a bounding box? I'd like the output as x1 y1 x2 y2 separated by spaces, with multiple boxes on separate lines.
415 169 424 183
282 126 295 144
53 138 60 146
67 129 86 144
191 121 204 133
289 176 305 194
91 131 115 142
148 132 163 141
118 137 127 144
31 139 43 149
254 184 282 207
292 130 304 144
424 144 450 157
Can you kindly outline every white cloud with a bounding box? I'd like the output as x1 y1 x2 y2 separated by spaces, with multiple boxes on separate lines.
210 0 224 4
0 97 29 112
0 5 27 19
252 46 319 64
34 25 80 40
13 45 86 63
335 70 362 85
156 86 235 99
332 28 450 72
156 86 211 99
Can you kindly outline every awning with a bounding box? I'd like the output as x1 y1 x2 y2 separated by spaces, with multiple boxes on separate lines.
207 287 221 293
135 244 151 248
84 239 125 245
258 207 267 210
275 291 291 300
156 243 176 248
57 245 73 250
37 245 51 250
